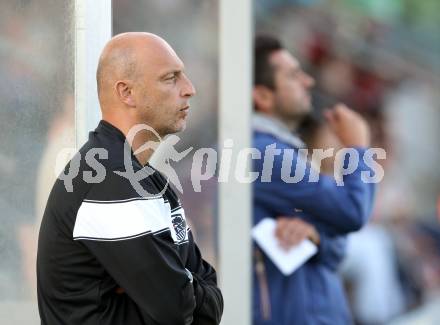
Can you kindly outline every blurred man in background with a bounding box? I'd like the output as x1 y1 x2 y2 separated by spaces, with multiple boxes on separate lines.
251 35 376 324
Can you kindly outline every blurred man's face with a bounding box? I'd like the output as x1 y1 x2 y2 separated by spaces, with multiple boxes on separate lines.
270 49 314 123
133 41 196 137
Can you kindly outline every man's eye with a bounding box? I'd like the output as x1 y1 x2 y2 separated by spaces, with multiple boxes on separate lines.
166 75 177 82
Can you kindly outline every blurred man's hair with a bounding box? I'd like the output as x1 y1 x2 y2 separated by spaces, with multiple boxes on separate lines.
254 35 284 89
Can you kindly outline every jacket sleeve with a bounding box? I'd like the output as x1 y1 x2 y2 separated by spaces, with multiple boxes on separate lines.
185 230 223 325
254 146 376 235
311 230 347 270
73 200 196 325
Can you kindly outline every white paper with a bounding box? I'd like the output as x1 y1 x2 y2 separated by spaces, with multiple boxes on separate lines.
252 218 318 276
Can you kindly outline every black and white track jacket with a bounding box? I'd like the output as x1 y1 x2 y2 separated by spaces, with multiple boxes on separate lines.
37 120 223 325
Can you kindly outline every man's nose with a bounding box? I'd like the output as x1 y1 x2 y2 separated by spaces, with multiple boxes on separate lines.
303 72 315 88
181 74 196 98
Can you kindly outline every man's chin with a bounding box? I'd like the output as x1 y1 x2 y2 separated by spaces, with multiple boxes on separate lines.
177 119 187 132
166 122 186 136
178 123 187 133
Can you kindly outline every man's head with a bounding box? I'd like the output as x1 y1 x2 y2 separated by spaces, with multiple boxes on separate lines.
253 35 314 126
96 32 196 137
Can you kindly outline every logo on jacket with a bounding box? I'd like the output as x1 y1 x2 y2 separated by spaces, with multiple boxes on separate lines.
171 213 187 242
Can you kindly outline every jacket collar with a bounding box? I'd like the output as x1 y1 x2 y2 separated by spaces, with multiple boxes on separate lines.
252 113 305 149
93 120 146 169
95 120 127 142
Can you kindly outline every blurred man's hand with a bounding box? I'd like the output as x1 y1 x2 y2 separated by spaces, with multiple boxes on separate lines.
275 217 320 250
324 103 370 147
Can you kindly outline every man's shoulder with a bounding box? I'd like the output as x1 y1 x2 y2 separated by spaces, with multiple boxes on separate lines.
52 130 169 202
77 132 126 171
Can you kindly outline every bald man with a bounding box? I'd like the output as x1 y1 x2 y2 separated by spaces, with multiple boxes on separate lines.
37 33 223 325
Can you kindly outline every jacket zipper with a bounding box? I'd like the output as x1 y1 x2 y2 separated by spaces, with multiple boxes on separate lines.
255 248 271 320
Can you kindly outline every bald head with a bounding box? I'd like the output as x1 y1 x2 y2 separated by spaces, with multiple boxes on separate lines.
95 32 195 141
96 32 178 107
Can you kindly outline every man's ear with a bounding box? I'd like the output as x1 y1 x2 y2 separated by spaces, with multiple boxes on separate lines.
115 80 136 107
253 85 274 113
